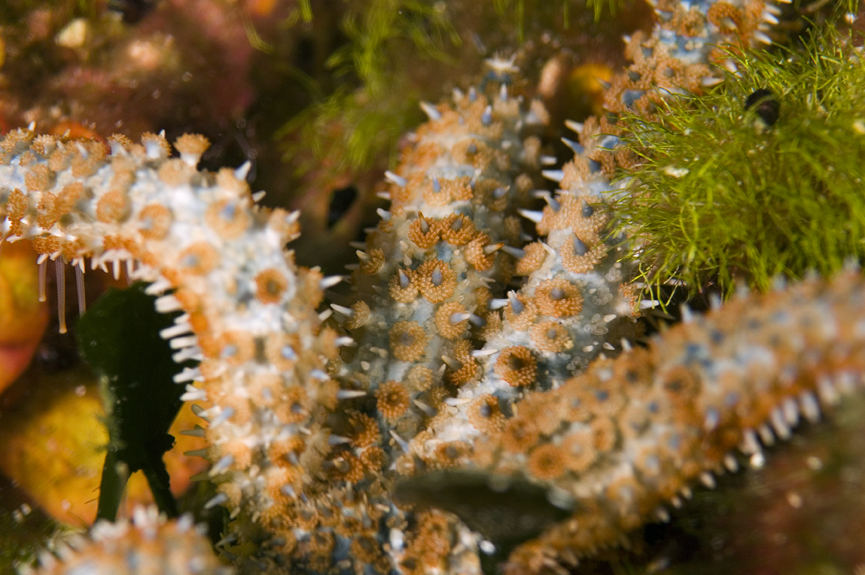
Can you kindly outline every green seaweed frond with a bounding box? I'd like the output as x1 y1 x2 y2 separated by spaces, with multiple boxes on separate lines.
614 24 865 299
493 0 629 35
280 0 460 173
584 0 629 21
797 0 859 22
279 0 313 28
327 0 459 99
493 0 527 39
279 82 420 173
299 0 313 22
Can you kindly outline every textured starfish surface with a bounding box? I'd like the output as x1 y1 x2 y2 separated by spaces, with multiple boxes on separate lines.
8 0 864 574
23 506 232 575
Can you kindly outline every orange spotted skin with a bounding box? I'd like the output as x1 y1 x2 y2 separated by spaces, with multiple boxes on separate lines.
291 79 549 573
0 77 549 573
0 129 339 561
0 0 821 572
340 84 545 437
480 271 865 573
24 507 231 575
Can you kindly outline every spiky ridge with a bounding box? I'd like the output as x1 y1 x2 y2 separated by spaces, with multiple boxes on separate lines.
406 123 642 469
393 0 788 568
400 0 781 480
605 0 781 115
474 269 865 574
0 129 346 531
560 0 784 214
22 507 230 575
336 82 545 446
253 79 548 575
0 0 800 573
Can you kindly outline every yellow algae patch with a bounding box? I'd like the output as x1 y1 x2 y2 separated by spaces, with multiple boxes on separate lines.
0 367 207 526
0 240 48 393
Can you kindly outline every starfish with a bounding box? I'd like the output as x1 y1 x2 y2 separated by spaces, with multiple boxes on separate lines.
10 0 865 573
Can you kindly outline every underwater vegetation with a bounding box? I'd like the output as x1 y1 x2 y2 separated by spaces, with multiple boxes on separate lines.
0 0 865 574
616 24 865 297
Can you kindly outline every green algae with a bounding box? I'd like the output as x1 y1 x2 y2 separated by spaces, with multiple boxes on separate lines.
614 23 865 299
277 0 460 174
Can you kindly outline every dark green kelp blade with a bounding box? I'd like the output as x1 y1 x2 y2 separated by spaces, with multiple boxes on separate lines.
77 281 191 520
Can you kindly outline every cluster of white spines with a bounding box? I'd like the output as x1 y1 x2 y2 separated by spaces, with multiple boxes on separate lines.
21 507 232 575
0 128 350 528
483 270 865 573
0 0 796 571
407 122 641 463
402 0 789 567
273 79 549 574
607 0 783 112
336 81 546 445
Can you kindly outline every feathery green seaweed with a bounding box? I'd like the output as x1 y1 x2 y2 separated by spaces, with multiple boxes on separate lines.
614 24 865 299
493 0 631 34
279 0 460 173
